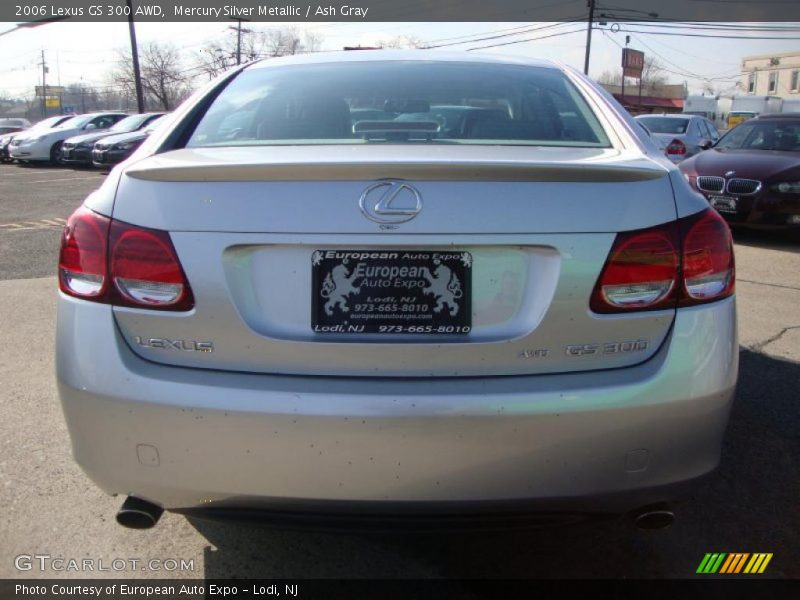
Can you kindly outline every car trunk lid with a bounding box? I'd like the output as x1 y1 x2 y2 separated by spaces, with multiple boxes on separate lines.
110 146 677 377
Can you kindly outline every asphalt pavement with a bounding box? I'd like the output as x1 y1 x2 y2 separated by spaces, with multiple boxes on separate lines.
0 162 798 580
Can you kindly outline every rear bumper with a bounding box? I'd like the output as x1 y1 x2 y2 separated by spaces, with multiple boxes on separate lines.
56 295 738 513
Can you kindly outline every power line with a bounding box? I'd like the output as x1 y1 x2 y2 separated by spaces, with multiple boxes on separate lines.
626 27 746 67
626 32 740 81
428 20 585 49
609 21 800 33
633 21 800 30
423 1 584 45
599 29 741 85
466 26 587 51
608 28 800 40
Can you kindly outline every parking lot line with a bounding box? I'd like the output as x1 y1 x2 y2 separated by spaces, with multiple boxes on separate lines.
1 168 76 176
24 176 103 184
0 218 66 232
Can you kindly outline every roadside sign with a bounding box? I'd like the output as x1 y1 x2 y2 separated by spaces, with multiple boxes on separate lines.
45 97 60 108
622 48 645 79
35 85 65 96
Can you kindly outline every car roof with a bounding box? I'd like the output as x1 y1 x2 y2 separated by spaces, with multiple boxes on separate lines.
754 113 800 121
636 114 695 119
246 50 558 71
60 112 126 120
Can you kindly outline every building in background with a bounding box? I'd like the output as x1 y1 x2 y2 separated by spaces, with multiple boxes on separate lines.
599 83 685 115
740 51 800 98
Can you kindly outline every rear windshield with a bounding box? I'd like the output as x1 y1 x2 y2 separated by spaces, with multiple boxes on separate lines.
186 61 610 148
637 117 690 135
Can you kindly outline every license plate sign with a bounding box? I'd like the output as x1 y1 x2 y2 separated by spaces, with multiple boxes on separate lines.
311 250 472 334
710 195 738 213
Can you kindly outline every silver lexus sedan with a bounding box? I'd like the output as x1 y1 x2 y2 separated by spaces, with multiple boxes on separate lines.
56 51 737 530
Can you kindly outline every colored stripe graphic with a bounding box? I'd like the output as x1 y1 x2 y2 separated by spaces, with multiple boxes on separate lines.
710 553 726 573
720 553 749 573
744 553 773 574
699 553 772 574
719 554 736 574
697 553 727 574
697 553 714 574
733 553 750 573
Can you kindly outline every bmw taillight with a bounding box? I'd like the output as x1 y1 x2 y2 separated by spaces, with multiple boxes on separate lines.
58 206 194 311
666 138 687 156
591 208 734 313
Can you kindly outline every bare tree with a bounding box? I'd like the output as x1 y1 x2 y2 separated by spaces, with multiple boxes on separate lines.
640 57 668 93
303 30 323 53
374 35 425 49
112 42 192 111
598 70 622 86
258 27 322 57
262 28 298 57
195 27 324 80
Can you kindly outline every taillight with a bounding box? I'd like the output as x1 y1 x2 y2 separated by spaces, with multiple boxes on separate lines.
591 208 734 313
59 206 110 298
666 138 686 156
590 223 679 313
679 208 735 306
58 206 194 311
109 222 193 309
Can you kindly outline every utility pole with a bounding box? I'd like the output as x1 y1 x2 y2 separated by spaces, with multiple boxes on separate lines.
79 80 87 113
621 35 628 107
583 0 595 75
236 18 243 65
229 18 251 65
127 0 145 113
39 49 47 118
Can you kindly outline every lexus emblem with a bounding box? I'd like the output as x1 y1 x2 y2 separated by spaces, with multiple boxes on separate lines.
359 181 423 224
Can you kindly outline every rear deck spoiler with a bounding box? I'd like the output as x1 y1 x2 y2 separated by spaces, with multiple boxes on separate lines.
125 147 669 183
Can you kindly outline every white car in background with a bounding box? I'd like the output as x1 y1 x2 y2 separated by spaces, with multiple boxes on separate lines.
0 115 73 163
10 112 127 164
0 117 32 129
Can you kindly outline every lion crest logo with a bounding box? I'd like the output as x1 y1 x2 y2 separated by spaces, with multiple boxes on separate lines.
423 264 463 316
320 264 361 316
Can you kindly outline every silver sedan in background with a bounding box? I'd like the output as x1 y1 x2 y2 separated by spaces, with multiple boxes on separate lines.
56 51 737 530
636 113 720 163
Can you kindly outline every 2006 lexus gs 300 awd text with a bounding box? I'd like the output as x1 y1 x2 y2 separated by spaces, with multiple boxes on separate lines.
55 51 737 530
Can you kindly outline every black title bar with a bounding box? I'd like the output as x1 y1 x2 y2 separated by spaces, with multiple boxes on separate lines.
4 0 800 23
3 579 800 600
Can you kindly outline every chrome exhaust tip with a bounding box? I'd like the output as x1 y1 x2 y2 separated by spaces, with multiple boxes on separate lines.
632 504 674 530
116 496 164 529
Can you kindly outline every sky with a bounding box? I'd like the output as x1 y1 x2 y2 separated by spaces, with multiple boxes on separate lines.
1 20 799 100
